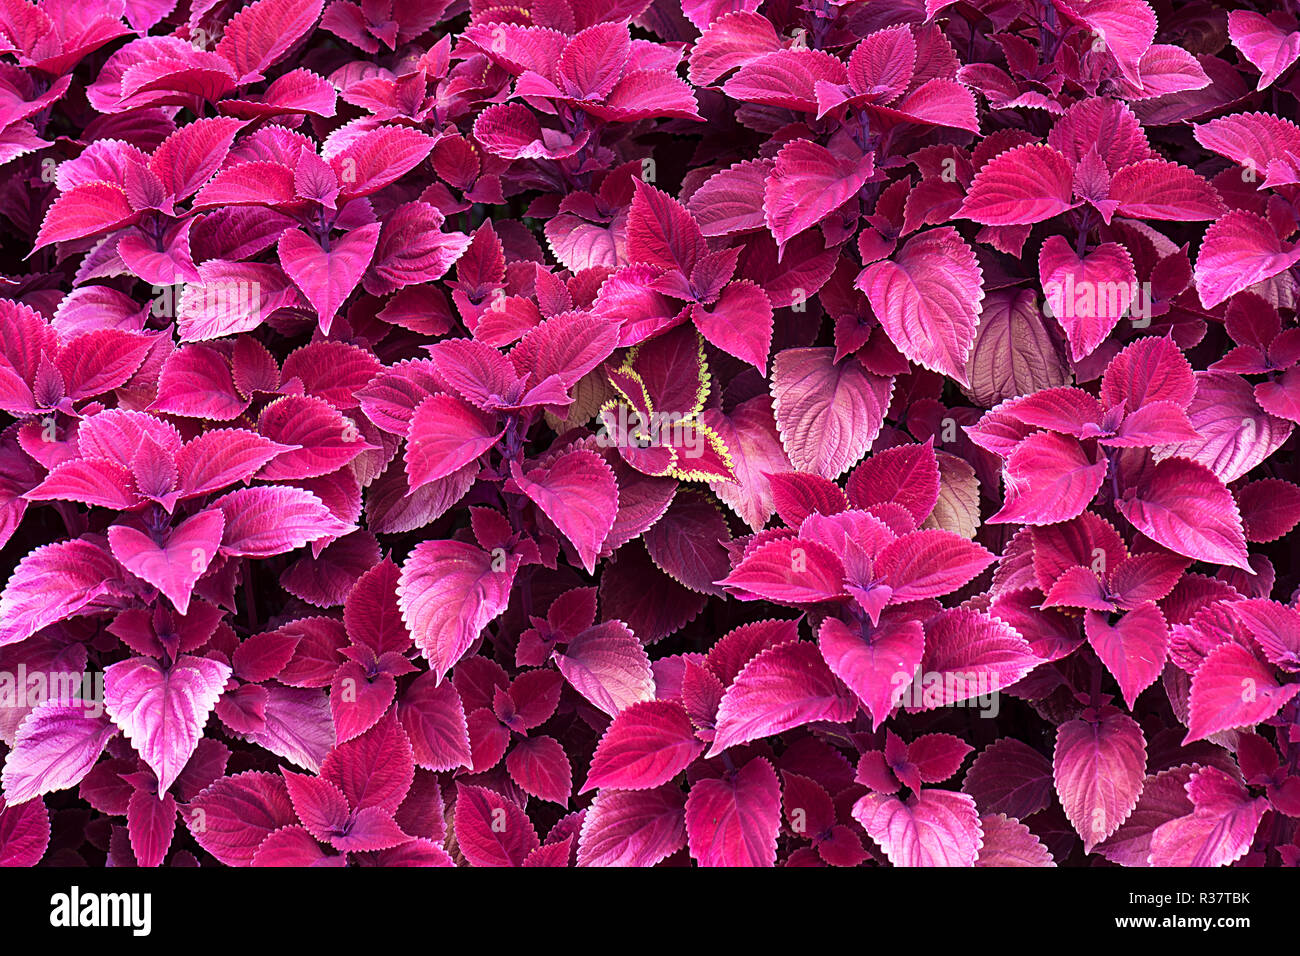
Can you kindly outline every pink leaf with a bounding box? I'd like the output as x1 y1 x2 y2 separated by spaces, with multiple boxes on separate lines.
148 117 246 201
708 641 858 756
1116 456 1251 571
626 179 706 274
690 279 774 373
127 788 177 866
1148 766 1268 866
1229 10 1300 91
178 429 294 498
1184 641 1300 742
512 450 617 574
1084 603 1168 709
213 485 351 557
553 621 655 718
406 394 503 490
583 700 704 792
1 702 116 805
959 144 1076 225
320 712 413 813
577 783 686 867
702 395 790 531
397 540 518 682
0 538 122 647
856 227 984 384
875 529 994 601
343 557 411 655
454 783 539 866
558 21 630 100
1039 237 1138 361
152 344 248 420
278 223 381 334
505 735 572 804
719 536 846 605
1109 159 1224 221
0 796 50 865
1053 707 1146 852
685 756 781 866
1101 335 1196 410
181 771 296 866
104 655 231 793
397 672 471 772
217 0 325 83
257 395 371 480
771 348 892 479
818 615 924 731
989 432 1107 526
1194 210 1300 310
916 608 1040 707
975 813 1055 867
687 159 771 237
764 140 874 247
852 788 983 866
107 509 223 615
330 662 395 744
34 182 137 249
845 440 941 524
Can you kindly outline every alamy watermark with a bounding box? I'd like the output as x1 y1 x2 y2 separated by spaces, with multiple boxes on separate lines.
594 404 706 459
890 669 1000 717
1041 276 1156 328
0 667 104 718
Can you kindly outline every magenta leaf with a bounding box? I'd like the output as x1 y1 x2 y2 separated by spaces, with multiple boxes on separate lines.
398 540 519 682
975 813 1055 867
278 223 382 335
764 140 874 248
213 485 351 557
1053 707 1147 852
719 537 846 605
1084 602 1169 709
577 783 686 867
107 509 224 615
1039 237 1138 362
397 672 471 772
505 736 572 805
852 788 983 867
989 432 1107 526
771 348 892 479
127 788 177 867
709 641 857 756
960 144 1076 225
454 783 539 867
818 615 923 730
1184 640 1300 742
553 621 655 718
1 702 117 805
1148 766 1268 866
406 394 503 490
583 700 703 792
511 450 617 573
963 738 1055 819
182 772 297 866
1115 456 1252 571
104 655 232 793
0 537 123 646
685 755 781 866
0 796 50 866
856 227 984 384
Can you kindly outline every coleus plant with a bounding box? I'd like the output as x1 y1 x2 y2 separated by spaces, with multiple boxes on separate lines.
2 0 1300 870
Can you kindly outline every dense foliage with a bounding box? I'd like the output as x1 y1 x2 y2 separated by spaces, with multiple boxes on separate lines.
1 0 1299 868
